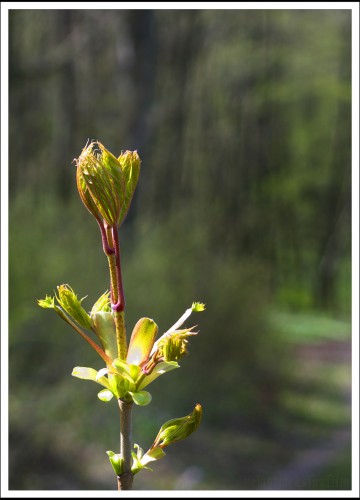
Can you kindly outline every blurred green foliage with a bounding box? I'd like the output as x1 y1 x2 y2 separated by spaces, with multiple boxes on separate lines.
8 8 351 491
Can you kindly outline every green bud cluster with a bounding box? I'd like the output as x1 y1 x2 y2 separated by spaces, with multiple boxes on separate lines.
75 141 140 228
55 284 92 329
157 330 196 362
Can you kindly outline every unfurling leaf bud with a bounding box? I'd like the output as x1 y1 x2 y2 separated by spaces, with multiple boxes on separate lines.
106 451 124 476
151 404 202 449
132 404 202 474
56 285 92 329
192 302 206 312
117 150 141 226
90 291 111 316
76 141 124 226
37 295 55 309
161 335 187 362
156 328 197 362
75 141 141 228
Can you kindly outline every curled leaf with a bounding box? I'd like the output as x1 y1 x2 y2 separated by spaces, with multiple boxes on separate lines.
106 450 124 476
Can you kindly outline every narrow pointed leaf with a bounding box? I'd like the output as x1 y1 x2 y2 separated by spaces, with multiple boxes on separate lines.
150 303 204 356
138 361 179 390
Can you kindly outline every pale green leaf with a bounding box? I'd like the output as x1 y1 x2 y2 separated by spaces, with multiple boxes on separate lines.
126 318 158 366
108 373 130 399
97 389 114 402
92 311 118 361
112 359 137 386
71 366 98 381
129 390 152 406
129 364 141 381
71 366 111 390
112 358 131 374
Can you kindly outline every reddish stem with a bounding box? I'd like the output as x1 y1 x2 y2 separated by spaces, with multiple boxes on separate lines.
97 219 115 255
111 226 126 312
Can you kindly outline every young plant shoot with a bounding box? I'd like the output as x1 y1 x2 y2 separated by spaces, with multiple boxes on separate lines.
38 141 204 491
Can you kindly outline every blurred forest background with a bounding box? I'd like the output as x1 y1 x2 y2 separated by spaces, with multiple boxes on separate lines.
8 8 352 491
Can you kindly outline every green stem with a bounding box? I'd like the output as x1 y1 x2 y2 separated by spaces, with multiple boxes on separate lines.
117 399 134 490
114 310 127 361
